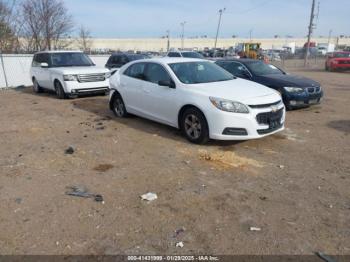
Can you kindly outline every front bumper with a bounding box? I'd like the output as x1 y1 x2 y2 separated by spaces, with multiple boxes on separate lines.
63 80 110 95
284 90 323 108
206 104 286 141
332 64 350 70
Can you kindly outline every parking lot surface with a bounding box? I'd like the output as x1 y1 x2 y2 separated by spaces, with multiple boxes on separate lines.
0 62 349 255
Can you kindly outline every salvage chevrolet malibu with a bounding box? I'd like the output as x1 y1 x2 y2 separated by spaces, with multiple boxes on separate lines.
109 58 285 144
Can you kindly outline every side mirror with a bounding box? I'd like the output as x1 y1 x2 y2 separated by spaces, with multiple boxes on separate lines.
40 62 49 68
158 80 176 89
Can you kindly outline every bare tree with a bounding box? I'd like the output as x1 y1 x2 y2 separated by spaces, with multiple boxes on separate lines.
21 0 74 51
0 0 21 52
77 25 92 52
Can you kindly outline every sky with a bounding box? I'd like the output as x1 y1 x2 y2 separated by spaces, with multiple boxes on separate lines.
65 0 350 38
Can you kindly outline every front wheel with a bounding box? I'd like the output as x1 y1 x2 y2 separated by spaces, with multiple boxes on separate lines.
32 78 43 93
111 93 128 117
54 81 67 99
181 107 209 144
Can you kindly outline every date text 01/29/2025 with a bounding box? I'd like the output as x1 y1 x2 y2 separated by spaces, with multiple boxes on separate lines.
127 255 219 261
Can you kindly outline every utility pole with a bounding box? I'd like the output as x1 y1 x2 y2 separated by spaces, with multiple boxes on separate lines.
214 8 226 50
304 0 316 66
249 29 253 42
180 21 186 50
327 29 333 45
166 30 170 52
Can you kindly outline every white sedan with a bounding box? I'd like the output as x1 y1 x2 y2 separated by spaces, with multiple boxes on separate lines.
109 58 285 144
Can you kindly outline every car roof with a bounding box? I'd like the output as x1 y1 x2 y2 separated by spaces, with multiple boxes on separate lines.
215 58 259 63
131 57 208 64
34 50 83 54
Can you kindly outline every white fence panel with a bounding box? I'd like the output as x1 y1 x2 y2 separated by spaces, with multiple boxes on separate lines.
0 54 110 88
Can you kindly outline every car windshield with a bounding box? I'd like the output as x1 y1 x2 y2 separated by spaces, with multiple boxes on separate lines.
333 52 350 58
51 52 94 67
181 52 204 59
246 61 283 76
169 61 234 84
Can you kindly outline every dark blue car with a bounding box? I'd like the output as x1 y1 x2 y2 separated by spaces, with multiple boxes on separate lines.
215 59 323 110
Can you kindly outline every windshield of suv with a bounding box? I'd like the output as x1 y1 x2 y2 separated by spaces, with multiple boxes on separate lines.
181 52 204 59
246 61 284 76
333 52 350 58
169 61 234 84
50 52 95 67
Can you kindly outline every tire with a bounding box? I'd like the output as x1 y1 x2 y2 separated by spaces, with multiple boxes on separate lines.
111 93 128 117
325 64 329 71
32 78 43 93
54 81 67 99
181 107 209 144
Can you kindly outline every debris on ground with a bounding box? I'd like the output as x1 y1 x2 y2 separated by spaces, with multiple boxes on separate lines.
173 227 186 238
65 186 104 203
15 198 22 204
250 227 261 231
64 146 75 155
93 164 114 172
175 242 184 248
278 165 285 169
140 192 158 202
315 252 337 262
259 196 268 201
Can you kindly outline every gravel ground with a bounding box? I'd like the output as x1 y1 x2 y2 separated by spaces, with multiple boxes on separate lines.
0 61 349 255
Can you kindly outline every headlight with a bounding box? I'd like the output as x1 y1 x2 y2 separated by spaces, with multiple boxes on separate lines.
284 86 304 93
63 74 78 81
209 97 249 114
105 72 111 78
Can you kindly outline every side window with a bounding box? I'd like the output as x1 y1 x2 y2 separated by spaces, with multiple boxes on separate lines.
124 62 146 80
168 52 181 57
32 54 40 67
144 63 171 84
120 56 128 65
41 53 49 64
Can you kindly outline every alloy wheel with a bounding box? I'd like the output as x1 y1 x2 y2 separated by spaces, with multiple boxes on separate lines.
184 114 202 139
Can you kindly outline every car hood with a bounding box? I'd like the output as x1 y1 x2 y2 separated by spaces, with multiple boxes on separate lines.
257 74 320 88
50 66 109 75
190 78 281 105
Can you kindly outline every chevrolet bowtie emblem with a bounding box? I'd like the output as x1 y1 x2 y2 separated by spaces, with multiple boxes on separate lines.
271 105 278 112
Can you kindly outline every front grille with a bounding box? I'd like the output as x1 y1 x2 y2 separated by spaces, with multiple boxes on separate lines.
222 128 248 136
339 60 350 64
256 108 283 126
249 100 282 109
78 74 106 83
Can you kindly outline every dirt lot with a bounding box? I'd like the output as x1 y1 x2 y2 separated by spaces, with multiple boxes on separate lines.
0 61 349 256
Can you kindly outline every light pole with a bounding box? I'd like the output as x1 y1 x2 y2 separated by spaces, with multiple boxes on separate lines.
180 21 186 50
249 29 253 42
214 8 226 50
166 30 170 52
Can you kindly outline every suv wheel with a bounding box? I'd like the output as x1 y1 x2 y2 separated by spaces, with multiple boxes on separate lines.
54 81 67 99
181 107 209 144
111 93 128 117
33 78 43 93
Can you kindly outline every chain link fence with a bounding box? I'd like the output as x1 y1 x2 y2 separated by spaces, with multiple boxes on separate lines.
0 54 110 89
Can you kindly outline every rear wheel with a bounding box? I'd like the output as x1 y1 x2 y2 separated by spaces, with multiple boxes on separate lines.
181 107 209 144
111 93 128 117
32 78 43 93
54 81 67 99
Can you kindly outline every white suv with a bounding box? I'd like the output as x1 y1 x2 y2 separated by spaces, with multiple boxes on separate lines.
30 51 111 99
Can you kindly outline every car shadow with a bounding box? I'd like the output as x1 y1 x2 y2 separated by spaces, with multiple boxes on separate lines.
71 97 245 147
328 120 350 135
